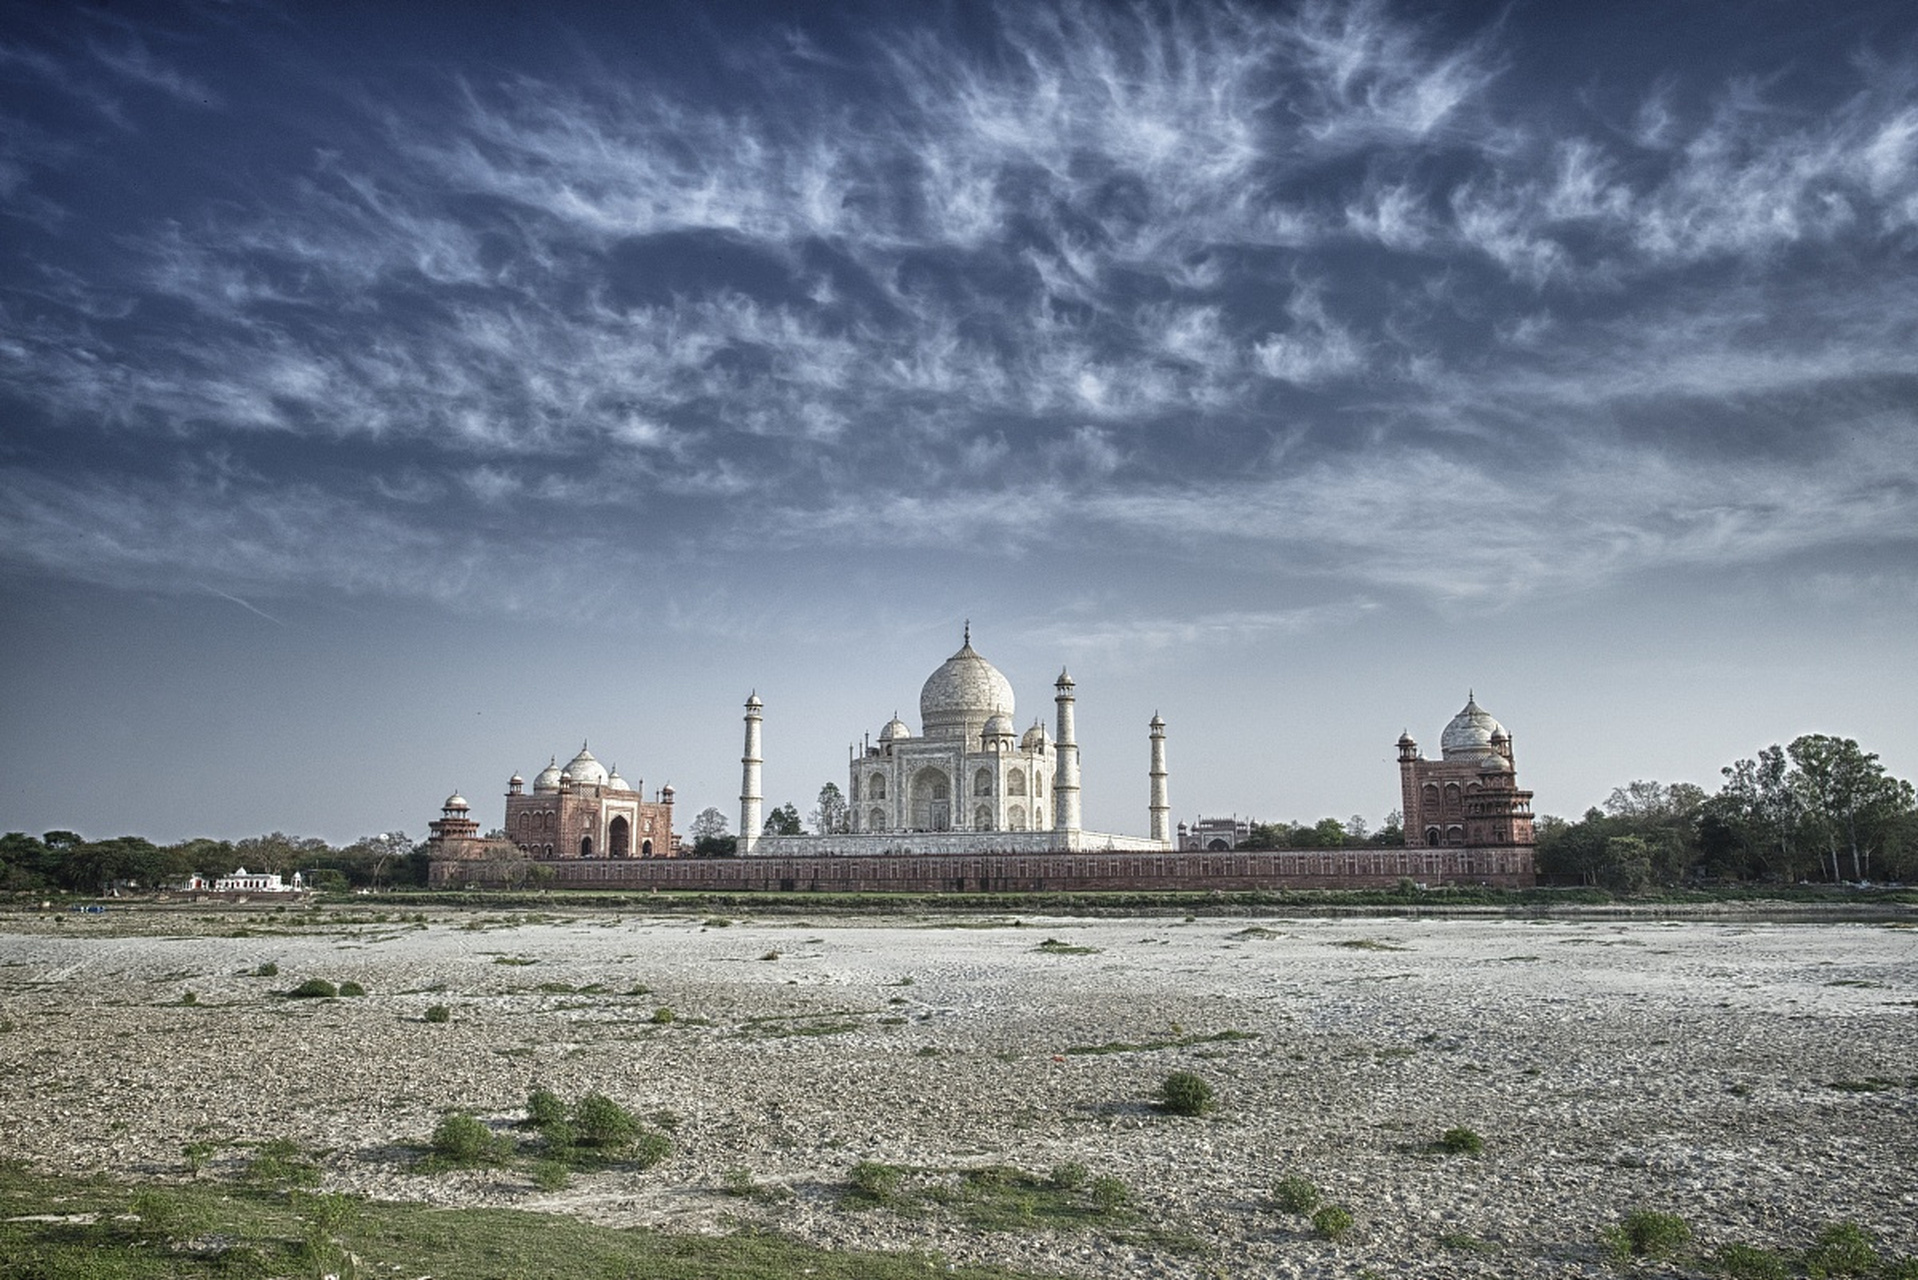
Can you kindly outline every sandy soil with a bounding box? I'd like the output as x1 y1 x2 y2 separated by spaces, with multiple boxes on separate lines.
2 904 1915 1277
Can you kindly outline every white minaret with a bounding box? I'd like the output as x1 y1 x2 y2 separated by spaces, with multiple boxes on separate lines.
1149 712 1170 846
739 692 763 856
1052 668 1081 834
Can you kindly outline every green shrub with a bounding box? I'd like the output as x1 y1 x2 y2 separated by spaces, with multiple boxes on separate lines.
252 962 279 977
524 1087 568 1130
179 990 197 1006
1312 1204 1355 1241
1272 1175 1320 1215
1803 1222 1878 1278
337 981 366 997
1159 1071 1215 1116
287 978 337 999
1048 1161 1088 1191
1604 1210 1693 1262
1712 1243 1790 1280
572 1093 640 1149
129 1189 208 1241
531 1160 572 1191
1437 1126 1484 1155
651 1006 676 1024
849 1161 903 1204
628 1129 672 1170
1089 1175 1128 1214
424 1004 451 1023
429 1112 511 1166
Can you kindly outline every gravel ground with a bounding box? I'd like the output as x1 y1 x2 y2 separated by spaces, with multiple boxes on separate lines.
2 904 1915 1277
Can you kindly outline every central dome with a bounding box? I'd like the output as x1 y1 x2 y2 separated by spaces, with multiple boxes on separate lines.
920 632 1014 741
1440 694 1506 761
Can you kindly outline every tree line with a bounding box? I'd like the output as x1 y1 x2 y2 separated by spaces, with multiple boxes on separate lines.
0 829 429 895
1536 734 1916 889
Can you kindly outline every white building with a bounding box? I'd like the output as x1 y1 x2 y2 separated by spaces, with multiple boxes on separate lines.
742 627 1173 856
208 867 305 893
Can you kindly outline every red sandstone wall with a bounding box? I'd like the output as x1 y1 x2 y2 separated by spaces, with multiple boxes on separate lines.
430 847 1535 891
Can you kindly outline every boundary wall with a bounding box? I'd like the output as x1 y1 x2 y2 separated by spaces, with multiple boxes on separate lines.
430 845 1535 891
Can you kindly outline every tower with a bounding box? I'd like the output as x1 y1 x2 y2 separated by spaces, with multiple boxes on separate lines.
1148 712 1169 846
740 692 763 855
1052 669 1081 834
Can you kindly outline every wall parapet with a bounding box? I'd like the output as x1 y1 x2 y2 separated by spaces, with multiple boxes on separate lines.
430 845 1534 892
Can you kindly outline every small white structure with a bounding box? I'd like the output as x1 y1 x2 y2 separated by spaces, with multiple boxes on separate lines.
211 867 305 893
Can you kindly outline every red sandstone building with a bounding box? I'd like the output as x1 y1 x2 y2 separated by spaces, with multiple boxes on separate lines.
426 743 676 867
1397 694 1535 848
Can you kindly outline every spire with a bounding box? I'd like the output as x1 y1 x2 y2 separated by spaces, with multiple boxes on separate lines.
963 619 971 647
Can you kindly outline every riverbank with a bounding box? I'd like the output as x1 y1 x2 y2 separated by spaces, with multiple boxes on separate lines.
3 905 1915 1276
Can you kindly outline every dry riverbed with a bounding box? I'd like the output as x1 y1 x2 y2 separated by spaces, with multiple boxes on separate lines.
2 904 1915 1277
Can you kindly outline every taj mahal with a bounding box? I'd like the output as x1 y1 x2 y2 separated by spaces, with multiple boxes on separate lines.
742 627 1173 857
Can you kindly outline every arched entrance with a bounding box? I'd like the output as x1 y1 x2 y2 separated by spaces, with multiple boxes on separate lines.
579 835 594 858
609 815 631 858
910 767 950 831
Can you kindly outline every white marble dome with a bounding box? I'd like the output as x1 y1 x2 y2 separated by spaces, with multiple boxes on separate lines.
443 791 469 811
564 744 608 787
920 635 1014 737
1021 721 1049 751
1440 695 1506 760
533 757 562 792
879 714 912 743
982 713 1015 740
607 768 633 792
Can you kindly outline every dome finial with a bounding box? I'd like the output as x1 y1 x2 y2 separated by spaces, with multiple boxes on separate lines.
963 619 971 647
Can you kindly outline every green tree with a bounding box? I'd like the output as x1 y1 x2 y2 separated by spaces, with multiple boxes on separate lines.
763 803 803 836
1313 817 1349 847
688 807 734 856
1788 735 1915 882
811 783 850 835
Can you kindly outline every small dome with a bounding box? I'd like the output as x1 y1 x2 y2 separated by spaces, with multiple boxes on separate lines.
983 713 1015 739
564 743 608 787
509 773 524 787
443 791 469 811
1440 694 1507 760
879 713 912 743
533 757 562 792
1021 720 1049 751
607 768 633 792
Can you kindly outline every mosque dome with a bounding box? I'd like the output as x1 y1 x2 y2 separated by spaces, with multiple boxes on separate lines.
920 629 1014 739
879 714 913 743
1021 721 1049 751
564 744 609 787
1440 694 1507 761
443 791 469 812
533 757 562 792
607 768 633 792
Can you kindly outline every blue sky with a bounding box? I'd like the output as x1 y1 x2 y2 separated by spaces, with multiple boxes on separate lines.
3 0 1915 845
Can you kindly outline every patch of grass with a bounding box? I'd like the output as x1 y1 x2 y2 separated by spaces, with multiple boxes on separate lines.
1331 938 1410 952
178 989 198 1005
1271 1175 1320 1215
1312 1204 1355 1241
244 1137 321 1188
530 1159 572 1191
651 1006 676 1024
1438 1231 1497 1253
1823 979 1885 988
760 950 781 961
848 1160 906 1206
337 980 366 997
1712 1242 1791 1279
1826 1078 1899 1093
250 961 279 977
1603 1210 1693 1263
1435 1126 1484 1155
494 955 538 966
1159 1071 1215 1117
1229 926 1283 939
0 1167 1056 1279
1035 937 1100 955
845 1161 1132 1230
1063 1029 1256 1056
1048 1162 1088 1191
704 916 733 928
1803 1222 1878 1278
720 1167 793 1202
424 1003 451 1023
284 978 338 999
